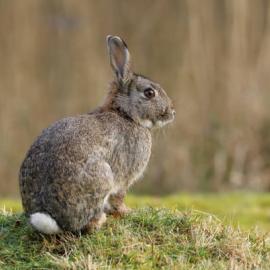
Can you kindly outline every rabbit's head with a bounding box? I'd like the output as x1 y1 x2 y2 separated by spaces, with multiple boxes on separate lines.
105 35 175 129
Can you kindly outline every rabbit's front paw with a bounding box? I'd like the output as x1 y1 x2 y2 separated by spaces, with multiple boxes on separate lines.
104 191 131 217
106 203 131 218
112 204 131 218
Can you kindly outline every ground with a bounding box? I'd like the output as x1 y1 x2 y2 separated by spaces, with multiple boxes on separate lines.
0 193 269 269
2 192 269 230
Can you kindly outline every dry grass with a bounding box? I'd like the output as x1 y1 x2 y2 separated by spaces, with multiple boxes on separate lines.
0 208 269 269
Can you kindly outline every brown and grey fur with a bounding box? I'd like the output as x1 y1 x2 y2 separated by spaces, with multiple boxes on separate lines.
19 36 175 234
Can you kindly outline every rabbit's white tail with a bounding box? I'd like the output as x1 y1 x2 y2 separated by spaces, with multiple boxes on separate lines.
30 212 61 234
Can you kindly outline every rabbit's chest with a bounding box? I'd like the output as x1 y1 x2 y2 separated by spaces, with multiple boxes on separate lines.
110 130 152 186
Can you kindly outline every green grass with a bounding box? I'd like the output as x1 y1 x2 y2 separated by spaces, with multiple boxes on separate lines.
2 192 269 231
127 192 270 231
0 207 269 269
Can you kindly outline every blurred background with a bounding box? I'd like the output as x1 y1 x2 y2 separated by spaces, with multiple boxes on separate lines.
0 0 269 229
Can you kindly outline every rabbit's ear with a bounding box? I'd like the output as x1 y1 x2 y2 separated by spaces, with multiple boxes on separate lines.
107 35 132 84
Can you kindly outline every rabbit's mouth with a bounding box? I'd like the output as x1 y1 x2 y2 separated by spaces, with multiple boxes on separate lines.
139 113 175 129
155 109 175 128
155 118 174 128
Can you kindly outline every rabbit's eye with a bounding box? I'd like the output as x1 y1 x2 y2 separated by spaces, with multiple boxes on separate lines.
144 88 155 99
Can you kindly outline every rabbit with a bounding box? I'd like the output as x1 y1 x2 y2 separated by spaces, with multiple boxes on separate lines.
19 35 175 234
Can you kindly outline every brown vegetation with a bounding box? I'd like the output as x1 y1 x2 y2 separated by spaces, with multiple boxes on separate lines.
0 0 270 196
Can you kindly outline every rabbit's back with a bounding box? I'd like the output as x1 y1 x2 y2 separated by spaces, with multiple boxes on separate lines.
19 111 151 226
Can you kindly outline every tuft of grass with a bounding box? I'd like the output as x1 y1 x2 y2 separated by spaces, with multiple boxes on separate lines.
0 208 269 269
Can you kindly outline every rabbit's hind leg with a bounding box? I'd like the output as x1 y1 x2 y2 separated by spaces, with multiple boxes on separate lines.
79 159 114 233
43 159 114 233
